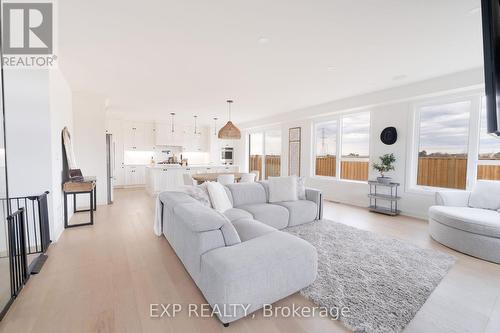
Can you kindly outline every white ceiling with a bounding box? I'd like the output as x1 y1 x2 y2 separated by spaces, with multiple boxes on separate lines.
58 0 483 126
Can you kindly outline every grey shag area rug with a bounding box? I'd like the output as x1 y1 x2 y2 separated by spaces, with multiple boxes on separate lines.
286 220 455 333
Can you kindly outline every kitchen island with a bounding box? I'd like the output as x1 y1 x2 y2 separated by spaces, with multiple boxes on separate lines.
145 164 239 196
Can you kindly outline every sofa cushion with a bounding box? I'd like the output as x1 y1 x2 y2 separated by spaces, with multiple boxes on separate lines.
237 203 289 229
231 218 277 242
469 180 500 211
275 200 318 226
429 206 500 238
159 191 197 207
174 203 227 232
297 177 307 200
207 182 232 213
219 220 241 246
180 184 212 207
268 176 298 203
223 208 253 222
226 183 267 206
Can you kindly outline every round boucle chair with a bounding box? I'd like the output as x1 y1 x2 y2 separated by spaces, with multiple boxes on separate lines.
429 181 500 264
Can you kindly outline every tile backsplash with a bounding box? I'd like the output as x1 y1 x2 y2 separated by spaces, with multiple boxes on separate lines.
124 146 210 165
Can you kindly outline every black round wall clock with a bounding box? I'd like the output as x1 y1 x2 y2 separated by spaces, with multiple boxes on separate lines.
380 127 397 145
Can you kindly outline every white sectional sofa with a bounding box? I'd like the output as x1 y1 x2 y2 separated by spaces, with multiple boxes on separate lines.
156 182 322 326
429 180 500 263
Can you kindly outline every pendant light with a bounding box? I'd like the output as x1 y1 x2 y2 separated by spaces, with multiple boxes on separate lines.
170 112 176 133
193 115 200 135
218 100 241 139
213 117 218 136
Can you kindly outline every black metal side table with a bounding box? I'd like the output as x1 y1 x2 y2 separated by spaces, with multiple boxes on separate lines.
63 177 96 228
368 180 401 216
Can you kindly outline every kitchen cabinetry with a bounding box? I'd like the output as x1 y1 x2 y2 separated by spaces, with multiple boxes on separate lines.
125 165 146 186
155 122 183 146
146 165 240 195
123 121 145 150
144 123 156 150
123 121 156 151
155 122 209 151
146 166 184 195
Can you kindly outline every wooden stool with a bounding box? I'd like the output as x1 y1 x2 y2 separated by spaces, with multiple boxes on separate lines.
63 178 96 228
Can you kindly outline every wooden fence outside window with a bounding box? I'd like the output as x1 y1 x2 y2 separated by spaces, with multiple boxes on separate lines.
253 154 500 187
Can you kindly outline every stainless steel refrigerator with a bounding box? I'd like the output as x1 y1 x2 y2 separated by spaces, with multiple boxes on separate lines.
106 134 115 204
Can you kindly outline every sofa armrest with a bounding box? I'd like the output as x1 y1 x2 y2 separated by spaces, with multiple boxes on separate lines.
435 190 471 207
174 203 226 232
305 187 323 219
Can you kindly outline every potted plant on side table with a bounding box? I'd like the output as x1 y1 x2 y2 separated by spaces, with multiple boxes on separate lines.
372 153 396 184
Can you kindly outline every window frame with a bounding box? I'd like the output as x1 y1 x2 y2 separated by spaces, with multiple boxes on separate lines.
312 110 371 183
406 94 482 194
248 127 282 179
478 96 500 169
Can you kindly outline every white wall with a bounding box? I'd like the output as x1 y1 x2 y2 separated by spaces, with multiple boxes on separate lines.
239 68 484 219
49 69 74 240
72 92 108 206
4 68 74 242
5 69 52 198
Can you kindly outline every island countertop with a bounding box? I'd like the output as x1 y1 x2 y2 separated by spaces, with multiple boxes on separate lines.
146 164 237 169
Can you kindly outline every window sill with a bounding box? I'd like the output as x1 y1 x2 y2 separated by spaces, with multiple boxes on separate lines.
405 185 467 196
309 176 368 185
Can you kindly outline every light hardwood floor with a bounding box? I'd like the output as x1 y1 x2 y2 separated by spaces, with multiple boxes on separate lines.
0 188 499 333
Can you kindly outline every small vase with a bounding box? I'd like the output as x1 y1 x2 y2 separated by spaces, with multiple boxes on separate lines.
377 176 392 184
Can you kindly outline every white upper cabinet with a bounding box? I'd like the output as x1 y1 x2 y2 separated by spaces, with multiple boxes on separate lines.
183 126 209 152
155 122 208 151
155 122 183 146
123 121 146 150
143 122 156 150
122 121 156 151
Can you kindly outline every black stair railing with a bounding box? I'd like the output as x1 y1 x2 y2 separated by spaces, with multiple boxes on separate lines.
0 191 51 321
5 191 51 261
7 208 28 298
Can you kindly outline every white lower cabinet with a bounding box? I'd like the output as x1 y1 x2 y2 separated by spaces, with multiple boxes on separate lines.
146 165 240 195
125 166 146 186
146 167 184 195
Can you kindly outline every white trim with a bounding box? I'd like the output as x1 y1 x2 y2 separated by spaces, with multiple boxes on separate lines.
312 117 339 179
248 127 282 179
339 111 371 181
336 116 342 180
312 110 371 181
478 159 500 165
406 92 489 194
467 95 481 189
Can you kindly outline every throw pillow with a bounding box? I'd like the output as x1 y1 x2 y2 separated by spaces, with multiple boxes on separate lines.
181 184 211 207
206 182 233 213
297 177 306 200
469 180 500 211
268 176 298 203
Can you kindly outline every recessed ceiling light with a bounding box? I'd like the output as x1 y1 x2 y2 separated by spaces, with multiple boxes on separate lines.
392 74 407 81
327 66 336 72
258 37 270 44
468 7 480 15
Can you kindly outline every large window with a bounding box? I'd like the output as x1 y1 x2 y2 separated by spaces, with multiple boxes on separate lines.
264 130 281 179
315 121 337 177
478 97 500 180
341 112 370 181
249 129 281 180
416 101 471 189
313 111 370 181
410 95 500 191
249 133 263 180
